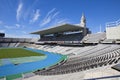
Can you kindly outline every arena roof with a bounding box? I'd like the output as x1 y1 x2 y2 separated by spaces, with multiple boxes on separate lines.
31 24 85 35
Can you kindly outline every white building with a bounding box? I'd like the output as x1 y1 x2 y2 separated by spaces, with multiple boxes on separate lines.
106 19 120 40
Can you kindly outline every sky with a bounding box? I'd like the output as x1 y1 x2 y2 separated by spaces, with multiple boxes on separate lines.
0 0 120 38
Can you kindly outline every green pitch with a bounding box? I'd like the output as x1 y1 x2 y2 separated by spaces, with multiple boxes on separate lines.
0 48 45 59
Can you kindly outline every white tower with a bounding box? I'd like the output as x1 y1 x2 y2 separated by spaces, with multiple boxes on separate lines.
80 13 87 36
80 13 86 27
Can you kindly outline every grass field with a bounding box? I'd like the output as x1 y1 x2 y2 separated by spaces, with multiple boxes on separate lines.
0 48 45 59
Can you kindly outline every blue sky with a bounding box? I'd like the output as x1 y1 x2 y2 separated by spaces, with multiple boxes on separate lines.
0 0 120 38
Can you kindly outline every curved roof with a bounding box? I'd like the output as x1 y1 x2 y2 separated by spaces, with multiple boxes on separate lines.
31 24 85 35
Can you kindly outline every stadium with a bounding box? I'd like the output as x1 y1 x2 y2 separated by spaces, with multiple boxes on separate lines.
0 14 120 80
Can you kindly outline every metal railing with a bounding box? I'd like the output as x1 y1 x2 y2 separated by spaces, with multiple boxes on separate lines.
106 19 120 27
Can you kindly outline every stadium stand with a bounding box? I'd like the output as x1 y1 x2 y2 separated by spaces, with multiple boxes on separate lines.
0 15 120 80
39 33 84 41
102 39 115 43
0 37 32 43
31 23 90 44
33 44 120 75
27 17 120 80
82 32 106 43
0 37 34 48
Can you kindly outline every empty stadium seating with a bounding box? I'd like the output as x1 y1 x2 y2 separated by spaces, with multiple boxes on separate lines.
0 31 120 80
82 32 106 43
34 44 120 76
39 33 84 41
0 38 33 47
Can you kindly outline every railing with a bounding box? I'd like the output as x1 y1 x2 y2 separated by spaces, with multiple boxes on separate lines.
106 19 120 27
38 41 82 44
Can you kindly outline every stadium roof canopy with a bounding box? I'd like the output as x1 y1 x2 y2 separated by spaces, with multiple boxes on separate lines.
31 24 85 35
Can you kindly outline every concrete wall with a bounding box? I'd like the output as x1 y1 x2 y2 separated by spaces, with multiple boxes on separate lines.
106 25 120 39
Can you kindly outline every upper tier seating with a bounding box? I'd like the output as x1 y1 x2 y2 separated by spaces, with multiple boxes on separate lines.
82 32 106 43
39 33 84 41
0 37 32 43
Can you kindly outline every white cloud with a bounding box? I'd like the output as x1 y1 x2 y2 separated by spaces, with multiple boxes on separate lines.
4 25 15 29
40 8 59 26
22 31 27 34
30 9 40 23
4 24 20 29
15 24 20 28
57 19 68 24
23 0 39 21
40 16 51 26
50 18 69 27
16 1 23 21
47 8 56 17
52 12 59 19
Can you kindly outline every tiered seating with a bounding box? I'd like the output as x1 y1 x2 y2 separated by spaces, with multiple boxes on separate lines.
0 38 33 48
0 38 32 43
39 33 83 41
35 44 120 75
0 43 9 47
102 39 115 43
0 42 21 47
17 43 41 48
76 44 111 58
53 47 65 53
73 45 97 55
63 47 80 55
82 32 106 43
9 43 17 47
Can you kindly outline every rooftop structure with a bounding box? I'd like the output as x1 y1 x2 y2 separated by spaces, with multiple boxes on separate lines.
31 14 90 44
31 24 87 35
